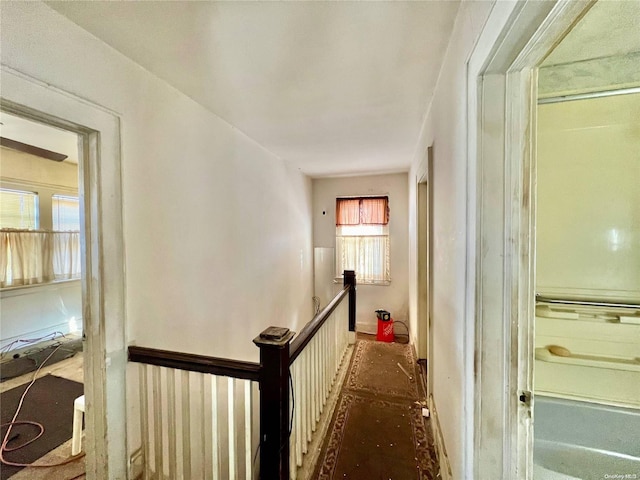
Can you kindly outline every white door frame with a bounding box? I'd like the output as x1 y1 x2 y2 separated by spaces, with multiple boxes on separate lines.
468 1 593 478
416 146 433 397
1 67 127 479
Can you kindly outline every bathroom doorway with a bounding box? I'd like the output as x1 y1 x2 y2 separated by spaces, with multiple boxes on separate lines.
533 2 640 478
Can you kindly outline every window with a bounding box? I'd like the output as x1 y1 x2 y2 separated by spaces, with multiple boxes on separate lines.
335 196 390 284
1 190 81 288
52 195 80 231
0 188 39 229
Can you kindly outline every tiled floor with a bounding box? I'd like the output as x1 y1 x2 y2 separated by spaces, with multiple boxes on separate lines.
313 337 438 480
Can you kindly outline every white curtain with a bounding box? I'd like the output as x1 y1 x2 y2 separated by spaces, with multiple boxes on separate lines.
53 232 81 280
336 234 390 283
1 230 80 287
1 230 54 287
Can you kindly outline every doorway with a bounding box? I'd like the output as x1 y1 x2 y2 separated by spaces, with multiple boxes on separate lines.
533 2 640 478
469 1 598 479
0 111 86 479
417 146 434 399
1 67 126 479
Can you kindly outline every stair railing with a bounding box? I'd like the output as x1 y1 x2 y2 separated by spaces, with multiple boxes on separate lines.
128 270 356 479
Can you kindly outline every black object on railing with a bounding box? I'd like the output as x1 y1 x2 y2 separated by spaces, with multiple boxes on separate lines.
344 269 356 332
255 270 355 479
253 328 296 480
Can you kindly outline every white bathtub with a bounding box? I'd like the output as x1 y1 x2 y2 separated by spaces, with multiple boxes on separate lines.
534 395 640 480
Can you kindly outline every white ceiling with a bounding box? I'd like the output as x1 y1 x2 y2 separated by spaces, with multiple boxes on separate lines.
46 1 460 177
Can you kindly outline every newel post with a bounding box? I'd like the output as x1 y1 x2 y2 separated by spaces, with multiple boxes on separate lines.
253 328 295 480
344 270 356 339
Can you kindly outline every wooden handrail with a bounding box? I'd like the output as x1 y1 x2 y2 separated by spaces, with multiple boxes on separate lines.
128 345 260 381
130 269 356 480
289 285 350 364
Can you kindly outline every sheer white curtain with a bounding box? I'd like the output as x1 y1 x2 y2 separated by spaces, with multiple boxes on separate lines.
1 230 54 287
1 230 80 287
53 232 81 280
336 230 389 283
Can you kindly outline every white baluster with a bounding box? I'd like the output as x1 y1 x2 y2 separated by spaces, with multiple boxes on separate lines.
181 370 191 479
316 336 321 423
325 324 330 399
211 376 220 480
244 380 252 480
320 326 326 409
228 377 236 479
333 316 338 376
305 349 312 444
167 369 177 479
199 374 206 480
152 366 163 477
139 365 150 480
294 361 303 466
310 340 317 428
302 352 309 450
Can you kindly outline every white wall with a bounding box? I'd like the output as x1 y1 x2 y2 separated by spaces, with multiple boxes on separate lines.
313 173 409 333
1 0 314 468
0 281 82 350
1 146 78 192
1 0 313 359
537 93 640 301
407 2 495 478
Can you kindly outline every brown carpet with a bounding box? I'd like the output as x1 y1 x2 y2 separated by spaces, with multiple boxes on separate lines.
314 340 438 480
0 375 83 479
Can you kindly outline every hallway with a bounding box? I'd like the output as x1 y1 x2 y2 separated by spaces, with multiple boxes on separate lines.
314 337 438 479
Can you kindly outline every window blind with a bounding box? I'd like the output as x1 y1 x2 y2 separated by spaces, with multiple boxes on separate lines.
52 195 80 231
0 188 38 229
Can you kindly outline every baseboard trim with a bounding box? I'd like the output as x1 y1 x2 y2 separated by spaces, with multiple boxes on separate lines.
429 395 452 480
356 322 377 334
0 322 79 353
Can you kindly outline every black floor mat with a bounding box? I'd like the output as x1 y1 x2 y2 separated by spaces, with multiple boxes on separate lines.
0 374 84 479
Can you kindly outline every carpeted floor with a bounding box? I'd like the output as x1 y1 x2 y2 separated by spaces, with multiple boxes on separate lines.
314 340 438 480
0 374 84 479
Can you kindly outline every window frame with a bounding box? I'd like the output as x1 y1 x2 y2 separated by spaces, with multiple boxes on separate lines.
334 195 391 286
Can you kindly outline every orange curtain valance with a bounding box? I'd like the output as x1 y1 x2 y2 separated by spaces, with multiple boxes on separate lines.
336 197 388 226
